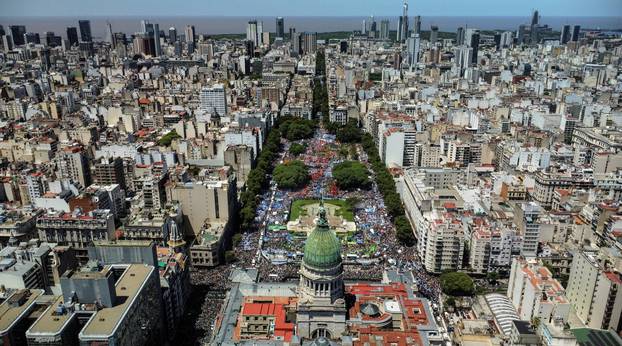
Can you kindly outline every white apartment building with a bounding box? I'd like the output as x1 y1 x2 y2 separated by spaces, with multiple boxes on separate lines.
507 257 571 324
566 250 622 332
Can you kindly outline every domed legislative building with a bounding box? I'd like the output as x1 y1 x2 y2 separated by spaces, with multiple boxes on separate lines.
296 200 347 339
213 198 442 345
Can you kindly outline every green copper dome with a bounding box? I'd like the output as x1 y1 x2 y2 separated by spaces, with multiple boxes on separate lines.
303 201 342 268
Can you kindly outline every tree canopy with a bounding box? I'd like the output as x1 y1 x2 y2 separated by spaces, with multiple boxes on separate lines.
440 272 475 296
332 161 371 190
158 130 181 146
289 143 306 156
273 160 310 189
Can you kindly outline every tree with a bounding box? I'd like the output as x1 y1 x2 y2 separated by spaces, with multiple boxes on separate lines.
440 272 475 296
287 119 314 141
158 130 181 146
394 215 415 246
336 120 362 143
332 161 371 190
232 233 242 247
273 160 310 189
225 250 237 264
289 143 306 156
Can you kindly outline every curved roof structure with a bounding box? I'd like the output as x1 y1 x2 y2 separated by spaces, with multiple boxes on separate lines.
485 293 519 336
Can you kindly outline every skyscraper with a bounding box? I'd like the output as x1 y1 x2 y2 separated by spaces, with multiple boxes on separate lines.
246 20 258 46
257 21 264 45
456 27 465 45
361 19 367 35
413 15 422 35
406 33 420 71
106 22 114 48
78 20 92 42
470 31 480 64
153 23 161 56
531 10 539 26
380 20 390 40
289 27 296 41
169 27 177 43
560 25 571 44
185 25 195 43
301 32 317 55
571 25 581 42
276 17 285 39
66 27 79 47
9 25 26 46
397 1 409 42
430 25 439 45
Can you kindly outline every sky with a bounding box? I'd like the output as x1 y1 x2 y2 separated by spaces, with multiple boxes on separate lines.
2 0 622 17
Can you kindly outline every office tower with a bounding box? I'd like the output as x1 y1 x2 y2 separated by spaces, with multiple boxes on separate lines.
406 33 420 70
430 25 439 44
106 21 114 47
66 27 79 47
455 46 473 73
361 19 367 35
246 20 259 46
2 35 13 51
153 23 161 56
24 32 40 44
571 25 581 41
566 250 622 332
292 32 301 55
10 25 26 46
276 17 285 39
560 24 571 44
531 10 539 26
0 25 4 36
200 84 227 116
185 25 195 43
257 21 264 45
494 33 501 50
469 30 480 64
289 27 296 40
413 15 422 35
369 16 377 38
501 31 513 47
113 32 127 56
141 19 152 34
456 27 464 45
78 20 92 42
397 0 409 42
44 32 61 47
339 40 348 53
169 27 177 42
380 20 390 40
301 32 317 55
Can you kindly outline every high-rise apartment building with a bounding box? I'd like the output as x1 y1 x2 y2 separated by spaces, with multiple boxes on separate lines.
566 250 622 332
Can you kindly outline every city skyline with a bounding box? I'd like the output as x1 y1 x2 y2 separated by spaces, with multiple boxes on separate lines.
3 0 622 17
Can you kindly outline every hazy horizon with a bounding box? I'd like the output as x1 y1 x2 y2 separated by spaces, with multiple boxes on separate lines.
1 15 621 38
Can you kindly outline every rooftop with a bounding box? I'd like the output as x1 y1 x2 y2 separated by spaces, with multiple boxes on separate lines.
79 264 154 339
